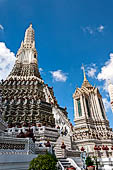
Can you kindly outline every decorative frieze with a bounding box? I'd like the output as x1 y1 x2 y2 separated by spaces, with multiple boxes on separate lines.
0 143 25 150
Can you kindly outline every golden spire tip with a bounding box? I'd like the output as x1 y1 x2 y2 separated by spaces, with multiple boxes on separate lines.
82 64 87 82
30 23 32 27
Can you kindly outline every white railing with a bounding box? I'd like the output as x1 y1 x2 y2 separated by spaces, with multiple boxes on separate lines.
58 161 65 170
67 158 81 170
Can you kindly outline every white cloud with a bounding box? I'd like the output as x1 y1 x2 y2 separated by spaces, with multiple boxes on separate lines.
0 42 15 80
97 53 113 91
103 98 111 112
97 53 113 81
0 24 4 30
87 64 97 78
82 26 94 35
97 25 104 32
81 64 97 78
81 65 85 71
87 67 96 78
39 68 43 72
82 25 104 35
50 70 68 82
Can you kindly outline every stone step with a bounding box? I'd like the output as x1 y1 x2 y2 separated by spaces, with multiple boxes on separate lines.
55 152 62 154
72 158 83 168
56 155 63 158
61 162 71 166
56 154 62 156
63 165 71 168
55 150 62 152
55 134 72 158
58 158 67 160
58 158 75 169
56 153 62 155
59 160 69 163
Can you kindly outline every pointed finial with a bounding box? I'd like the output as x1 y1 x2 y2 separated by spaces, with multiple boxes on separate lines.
30 23 32 27
23 23 35 48
82 64 87 82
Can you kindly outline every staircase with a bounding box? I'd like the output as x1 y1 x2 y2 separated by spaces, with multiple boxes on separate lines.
72 157 83 168
55 134 82 170
58 158 76 170
54 134 72 158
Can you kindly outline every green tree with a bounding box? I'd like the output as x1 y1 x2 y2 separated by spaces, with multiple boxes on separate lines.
28 152 57 170
85 156 94 167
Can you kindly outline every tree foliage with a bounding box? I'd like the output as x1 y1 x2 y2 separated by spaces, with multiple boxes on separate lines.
85 156 94 167
28 152 57 170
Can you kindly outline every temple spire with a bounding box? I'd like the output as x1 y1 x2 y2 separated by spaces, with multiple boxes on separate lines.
24 23 35 48
82 65 87 82
81 65 92 88
8 24 42 80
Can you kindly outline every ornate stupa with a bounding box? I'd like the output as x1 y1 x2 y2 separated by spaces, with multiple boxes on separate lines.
72 68 113 155
0 24 71 131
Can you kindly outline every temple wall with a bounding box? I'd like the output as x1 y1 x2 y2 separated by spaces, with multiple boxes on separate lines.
0 154 36 170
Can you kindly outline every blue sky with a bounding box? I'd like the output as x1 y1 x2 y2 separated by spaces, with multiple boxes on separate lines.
0 0 113 128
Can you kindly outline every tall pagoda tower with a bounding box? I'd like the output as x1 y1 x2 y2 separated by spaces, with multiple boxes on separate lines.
72 69 113 156
0 24 71 133
0 24 56 128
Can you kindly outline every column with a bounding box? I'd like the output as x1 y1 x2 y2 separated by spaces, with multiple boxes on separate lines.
80 95 85 117
74 98 79 119
95 95 104 121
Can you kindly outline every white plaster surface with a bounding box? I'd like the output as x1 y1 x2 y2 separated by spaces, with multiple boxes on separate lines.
0 154 36 170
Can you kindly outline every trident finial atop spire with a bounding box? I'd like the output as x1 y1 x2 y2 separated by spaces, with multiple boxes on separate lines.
82 64 87 82
29 23 32 27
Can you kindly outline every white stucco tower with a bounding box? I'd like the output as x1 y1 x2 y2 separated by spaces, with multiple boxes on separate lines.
108 81 113 113
7 23 41 81
72 69 113 157
16 23 37 65
73 70 108 127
